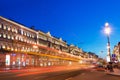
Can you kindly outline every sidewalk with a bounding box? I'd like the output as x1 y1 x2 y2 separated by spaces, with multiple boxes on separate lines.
0 64 94 72
106 68 120 76
0 66 27 72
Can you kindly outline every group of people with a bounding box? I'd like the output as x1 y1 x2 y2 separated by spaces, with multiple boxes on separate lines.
105 62 119 72
106 62 114 72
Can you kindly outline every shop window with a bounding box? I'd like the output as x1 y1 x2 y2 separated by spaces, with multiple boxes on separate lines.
40 63 43 66
26 59 29 65
11 47 14 51
6 55 10 66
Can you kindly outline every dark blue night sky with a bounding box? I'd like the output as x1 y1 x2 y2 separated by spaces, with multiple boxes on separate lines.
1 0 120 58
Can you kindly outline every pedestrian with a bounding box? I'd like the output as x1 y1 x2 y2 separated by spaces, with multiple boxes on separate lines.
107 62 114 72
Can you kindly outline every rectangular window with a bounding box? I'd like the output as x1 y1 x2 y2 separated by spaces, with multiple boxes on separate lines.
0 24 1 28
1 24 3 29
0 34 1 37
3 25 6 30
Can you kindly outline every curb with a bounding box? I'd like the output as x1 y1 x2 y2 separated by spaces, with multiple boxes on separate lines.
106 72 120 76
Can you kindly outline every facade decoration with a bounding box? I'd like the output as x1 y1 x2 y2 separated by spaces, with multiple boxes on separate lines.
0 16 98 68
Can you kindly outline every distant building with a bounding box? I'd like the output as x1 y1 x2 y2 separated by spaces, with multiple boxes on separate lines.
113 42 120 62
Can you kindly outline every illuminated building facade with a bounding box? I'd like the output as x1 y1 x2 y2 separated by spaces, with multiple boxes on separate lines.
113 42 120 62
0 16 97 68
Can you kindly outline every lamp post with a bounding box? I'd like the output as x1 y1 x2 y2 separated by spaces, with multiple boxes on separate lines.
104 22 111 62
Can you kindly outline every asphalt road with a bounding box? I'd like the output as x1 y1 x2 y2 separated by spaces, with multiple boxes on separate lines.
68 69 120 80
0 66 120 80
0 69 84 80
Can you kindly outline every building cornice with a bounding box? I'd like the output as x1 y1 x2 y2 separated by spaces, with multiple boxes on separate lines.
0 16 37 33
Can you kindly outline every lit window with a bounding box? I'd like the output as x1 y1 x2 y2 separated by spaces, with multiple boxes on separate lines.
22 38 24 41
7 46 10 50
24 39 26 42
21 38 23 41
7 35 10 39
27 33 29 37
0 34 1 37
21 30 23 35
0 24 1 28
29 34 31 37
3 34 6 38
15 36 18 40
11 36 14 40
2 45 6 49
15 29 18 33
8 27 10 31
32 35 34 38
24 32 26 36
11 47 14 51
12 28 14 32
3 25 6 30
18 37 21 41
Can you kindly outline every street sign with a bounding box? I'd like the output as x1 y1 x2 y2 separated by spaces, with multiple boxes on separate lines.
112 54 116 58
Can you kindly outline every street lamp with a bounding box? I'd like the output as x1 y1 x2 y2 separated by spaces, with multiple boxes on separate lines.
104 22 111 62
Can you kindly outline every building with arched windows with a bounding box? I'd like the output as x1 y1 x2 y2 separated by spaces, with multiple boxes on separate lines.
0 16 98 68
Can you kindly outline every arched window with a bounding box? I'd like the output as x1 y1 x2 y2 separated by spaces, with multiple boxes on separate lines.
7 35 10 39
11 36 14 40
12 28 14 32
3 34 6 38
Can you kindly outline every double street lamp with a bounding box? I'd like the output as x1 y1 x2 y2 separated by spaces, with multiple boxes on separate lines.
104 22 111 62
